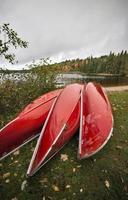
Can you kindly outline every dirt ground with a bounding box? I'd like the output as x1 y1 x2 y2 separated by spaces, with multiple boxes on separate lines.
105 85 128 92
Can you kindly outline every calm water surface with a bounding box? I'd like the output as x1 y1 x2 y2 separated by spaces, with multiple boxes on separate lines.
0 72 128 87
56 72 128 87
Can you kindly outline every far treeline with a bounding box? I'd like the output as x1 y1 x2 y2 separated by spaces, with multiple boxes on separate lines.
1 51 128 77
54 51 128 76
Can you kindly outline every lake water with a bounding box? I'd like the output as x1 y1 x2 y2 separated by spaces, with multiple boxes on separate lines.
56 72 128 87
0 71 128 87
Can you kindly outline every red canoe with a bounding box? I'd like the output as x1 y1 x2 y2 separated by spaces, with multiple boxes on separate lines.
27 84 83 176
0 89 62 160
78 82 113 159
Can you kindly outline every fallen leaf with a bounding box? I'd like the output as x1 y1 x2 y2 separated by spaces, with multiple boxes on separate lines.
11 198 18 200
14 173 18 177
3 172 11 179
77 165 81 168
21 180 27 191
5 179 10 183
40 178 48 185
73 168 76 172
13 150 20 156
113 107 117 111
102 169 108 173
116 145 123 150
31 147 35 152
80 188 83 192
66 185 71 189
120 176 124 183
60 154 68 162
52 185 60 192
105 180 110 188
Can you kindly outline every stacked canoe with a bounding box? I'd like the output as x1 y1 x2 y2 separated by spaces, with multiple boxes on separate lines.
0 82 113 176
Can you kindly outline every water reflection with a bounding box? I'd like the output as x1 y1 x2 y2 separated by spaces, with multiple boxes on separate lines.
56 72 128 87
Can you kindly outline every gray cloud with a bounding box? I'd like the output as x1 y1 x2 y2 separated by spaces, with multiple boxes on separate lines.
0 0 128 69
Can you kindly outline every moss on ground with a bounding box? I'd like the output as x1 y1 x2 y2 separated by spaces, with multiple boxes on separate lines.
0 91 128 200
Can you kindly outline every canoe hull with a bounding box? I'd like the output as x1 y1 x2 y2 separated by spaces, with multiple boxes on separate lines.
27 84 83 176
78 82 113 159
0 89 62 160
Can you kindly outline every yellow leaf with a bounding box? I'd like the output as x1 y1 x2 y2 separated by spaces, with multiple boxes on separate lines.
105 180 110 188
52 185 60 192
77 165 81 168
116 145 123 150
73 168 76 172
14 173 18 177
14 160 19 164
65 185 71 189
60 154 68 162
11 198 18 200
3 172 11 179
13 150 20 156
5 179 10 183
80 188 83 192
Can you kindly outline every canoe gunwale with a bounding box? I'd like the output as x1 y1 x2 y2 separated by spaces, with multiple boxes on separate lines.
27 123 67 177
19 89 62 117
78 87 84 156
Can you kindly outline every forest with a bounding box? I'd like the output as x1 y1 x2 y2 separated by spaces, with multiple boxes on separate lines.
53 51 128 76
1 51 128 78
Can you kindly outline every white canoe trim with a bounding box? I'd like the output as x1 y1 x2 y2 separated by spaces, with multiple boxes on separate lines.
20 95 58 117
78 89 83 155
0 93 59 133
0 132 40 161
27 101 82 177
0 117 19 133
27 123 67 177
0 91 60 160
27 96 59 176
35 123 67 170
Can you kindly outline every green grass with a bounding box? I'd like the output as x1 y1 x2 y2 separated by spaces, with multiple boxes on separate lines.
0 91 128 200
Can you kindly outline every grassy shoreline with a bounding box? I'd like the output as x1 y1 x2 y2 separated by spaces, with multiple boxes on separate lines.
0 91 128 200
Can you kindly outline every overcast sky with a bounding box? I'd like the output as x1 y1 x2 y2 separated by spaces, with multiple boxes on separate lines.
0 0 128 69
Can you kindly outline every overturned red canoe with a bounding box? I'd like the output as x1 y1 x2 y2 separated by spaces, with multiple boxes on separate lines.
0 89 62 160
27 84 83 176
78 82 113 159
